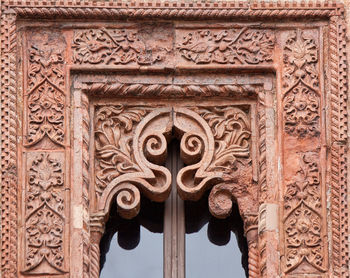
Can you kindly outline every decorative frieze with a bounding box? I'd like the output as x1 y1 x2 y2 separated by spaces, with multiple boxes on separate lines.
177 28 275 65
72 26 173 66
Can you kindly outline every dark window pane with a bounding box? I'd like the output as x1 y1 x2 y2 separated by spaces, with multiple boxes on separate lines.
100 198 164 278
185 194 248 278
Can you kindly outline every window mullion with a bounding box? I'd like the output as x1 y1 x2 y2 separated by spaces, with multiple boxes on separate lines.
164 141 185 278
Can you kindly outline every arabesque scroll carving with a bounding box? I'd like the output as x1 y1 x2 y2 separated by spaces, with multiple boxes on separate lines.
177 28 275 65
23 153 65 275
72 28 170 65
26 44 65 146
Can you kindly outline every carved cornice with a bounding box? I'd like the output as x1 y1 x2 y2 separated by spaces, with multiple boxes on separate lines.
81 82 259 98
7 1 343 20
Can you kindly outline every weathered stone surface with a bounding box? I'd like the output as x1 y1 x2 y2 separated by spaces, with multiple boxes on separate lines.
0 1 349 278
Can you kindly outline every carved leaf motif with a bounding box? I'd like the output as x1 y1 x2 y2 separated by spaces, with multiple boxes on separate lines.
72 28 166 65
194 106 251 173
24 154 65 274
94 105 149 195
284 152 325 273
177 28 275 65
283 30 318 90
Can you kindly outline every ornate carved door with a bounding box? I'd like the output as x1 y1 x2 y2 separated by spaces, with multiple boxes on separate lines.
0 1 349 278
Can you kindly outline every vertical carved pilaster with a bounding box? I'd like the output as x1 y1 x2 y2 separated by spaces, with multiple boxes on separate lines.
243 213 259 278
22 30 68 275
282 29 326 275
89 213 106 278
0 9 18 278
329 15 349 278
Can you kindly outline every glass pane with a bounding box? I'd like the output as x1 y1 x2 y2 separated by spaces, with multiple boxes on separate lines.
100 198 164 278
185 193 248 278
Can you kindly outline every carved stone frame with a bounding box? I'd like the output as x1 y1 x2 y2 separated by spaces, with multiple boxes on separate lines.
0 1 349 278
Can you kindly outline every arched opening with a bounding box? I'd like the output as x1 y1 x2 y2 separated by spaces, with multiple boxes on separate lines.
185 192 248 278
99 139 248 277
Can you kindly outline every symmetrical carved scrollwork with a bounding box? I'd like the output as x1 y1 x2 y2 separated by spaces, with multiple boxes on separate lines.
283 30 320 138
177 28 275 65
283 152 325 273
72 28 170 65
23 153 65 275
26 43 65 146
94 104 256 221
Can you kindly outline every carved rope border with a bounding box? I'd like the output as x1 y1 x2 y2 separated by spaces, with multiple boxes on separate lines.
0 1 348 278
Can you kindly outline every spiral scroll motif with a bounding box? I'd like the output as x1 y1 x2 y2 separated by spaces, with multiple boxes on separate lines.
180 133 204 165
115 183 141 220
142 133 168 165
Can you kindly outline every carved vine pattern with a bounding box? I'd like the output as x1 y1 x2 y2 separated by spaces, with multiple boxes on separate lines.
72 28 169 65
283 30 320 138
283 152 325 273
177 28 275 65
26 45 65 146
23 154 65 274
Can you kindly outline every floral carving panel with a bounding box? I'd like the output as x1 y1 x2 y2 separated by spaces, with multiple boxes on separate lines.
284 152 324 273
282 30 320 138
72 25 173 66
25 31 66 148
23 153 66 275
282 28 326 275
176 28 275 65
